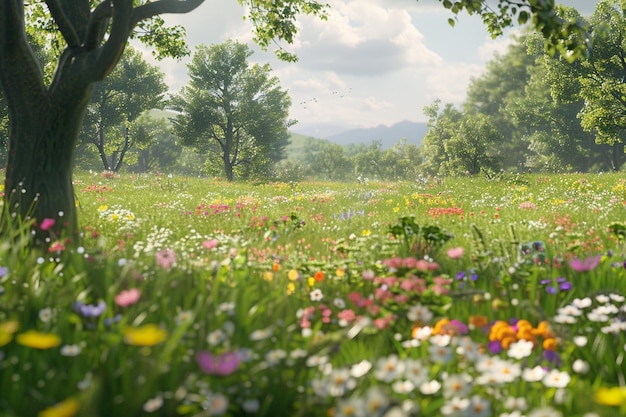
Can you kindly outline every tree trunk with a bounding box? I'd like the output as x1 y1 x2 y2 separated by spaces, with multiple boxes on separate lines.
4 81 93 243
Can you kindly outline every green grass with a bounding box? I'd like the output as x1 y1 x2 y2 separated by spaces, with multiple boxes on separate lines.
1 171 626 417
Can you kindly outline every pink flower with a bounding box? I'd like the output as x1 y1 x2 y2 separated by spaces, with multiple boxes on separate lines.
114 288 141 307
202 239 219 249
447 247 465 259
337 309 356 324
196 351 241 375
40 218 55 231
569 255 601 272
155 249 176 269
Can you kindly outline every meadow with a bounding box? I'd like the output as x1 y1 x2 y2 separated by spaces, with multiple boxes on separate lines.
1 171 625 417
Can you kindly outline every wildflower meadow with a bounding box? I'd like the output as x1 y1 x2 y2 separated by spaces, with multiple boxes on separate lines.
1 171 626 417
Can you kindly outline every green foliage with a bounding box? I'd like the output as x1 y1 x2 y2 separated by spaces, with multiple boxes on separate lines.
303 138 353 180
171 41 292 181
389 215 453 258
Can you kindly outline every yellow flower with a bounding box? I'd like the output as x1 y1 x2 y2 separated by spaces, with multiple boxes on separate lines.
308 277 315 287
0 320 19 347
38 397 79 417
123 324 168 347
335 268 345 278
393 206 399 213
16 330 61 349
263 271 274 282
98 205 108 212
288 269 299 281
286 282 295 295
595 387 626 406
361 229 371 237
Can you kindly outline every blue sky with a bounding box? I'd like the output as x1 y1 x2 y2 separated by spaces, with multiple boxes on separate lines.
142 0 598 132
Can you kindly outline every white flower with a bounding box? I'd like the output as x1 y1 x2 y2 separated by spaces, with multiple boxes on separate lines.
60 344 82 357
206 329 225 346
335 397 366 417
310 288 324 301
573 335 588 347
557 305 582 316
142 395 163 413
507 339 534 359
419 379 441 395
333 298 346 309
467 395 491 417
442 373 472 398
427 344 453 364
327 368 357 397
404 358 429 386
522 365 547 382
265 349 286 366
392 379 415 394
374 354 405 382
542 369 570 388
609 293 625 302
572 359 589 374
205 393 229 416
407 303 433 322
364 387 390 414
412 326 432 341
504 396 528 411
441 397 469 416
571 297 592 308
38 308 54 323
350 360 372 378
250 326 273 341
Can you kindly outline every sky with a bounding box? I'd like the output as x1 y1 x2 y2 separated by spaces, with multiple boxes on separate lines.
137 0 598 134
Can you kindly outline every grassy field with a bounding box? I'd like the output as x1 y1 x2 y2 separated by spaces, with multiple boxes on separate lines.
1 171 626 416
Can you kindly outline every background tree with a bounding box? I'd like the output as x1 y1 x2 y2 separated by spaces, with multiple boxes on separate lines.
81 46 166 172
420 100 464 176
303 138 353 180
128 113 182 173
172 41 292 181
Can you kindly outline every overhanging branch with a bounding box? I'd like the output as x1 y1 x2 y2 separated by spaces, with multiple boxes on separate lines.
45 0 81 48
132 0 204 25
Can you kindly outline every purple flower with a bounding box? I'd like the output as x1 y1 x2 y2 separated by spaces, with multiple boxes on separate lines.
74 300 106 318
196 351 241 376
487 340 502 354
543 350 562 367
569 255 601 272
0 266 8 278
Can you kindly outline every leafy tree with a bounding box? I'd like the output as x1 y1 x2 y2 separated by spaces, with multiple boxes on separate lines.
303 138 353 180
81 47 166 172
129 114 181 173
464 33 539 169
353 140 421 181
420 100 463 176
441 114 503 175
171 41 292 181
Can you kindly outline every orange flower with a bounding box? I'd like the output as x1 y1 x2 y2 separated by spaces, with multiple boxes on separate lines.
314 271 325 282
432 318 450 335
501 336 517 349
272 262 281 272
469 315 489 329
533 321 555 338
542 337 559 350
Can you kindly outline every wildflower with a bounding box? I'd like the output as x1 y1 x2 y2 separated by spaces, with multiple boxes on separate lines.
364 387 390 415
447 247 464 259
196 351 241 375
265 349 287 366
522 365 547 382
392 379 415 394
16 330 61 349
288 269 300 281
37 397 79 417
335 397 366 417
39 308 54 323
569 255 601 272
594 386 626 406
0 320 19 347
250 326 273 341
114 288 141 307
73 300 106 318
313 271 325 282
242 399 260 413
155 249 176 269
205 393 229 416
419 379 441 395
441 397 469 415
407 303 433 323
507 339 534 359
542 369 570 388
202 239 219 249
350 360 372 378
40 218 56 231
142 395 164 413
310 288 324 302
123 324 167 346
374 354 405 382
467 395 490 417
572 359 589 374
60 344 82 357
442 373 472 398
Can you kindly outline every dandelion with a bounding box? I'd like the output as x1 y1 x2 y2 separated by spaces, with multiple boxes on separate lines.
123 324 167 346
16 330 61 349
37 397 79 417
114 288 141 307
196 351 241 375
38 308 54 323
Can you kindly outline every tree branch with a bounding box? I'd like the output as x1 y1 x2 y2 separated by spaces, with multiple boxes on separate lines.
45 0 81 48
84 1 112 51
131 0 204 26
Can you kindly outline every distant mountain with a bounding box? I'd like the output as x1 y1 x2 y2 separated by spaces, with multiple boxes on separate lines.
325 120 428 148
291 122 360 138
